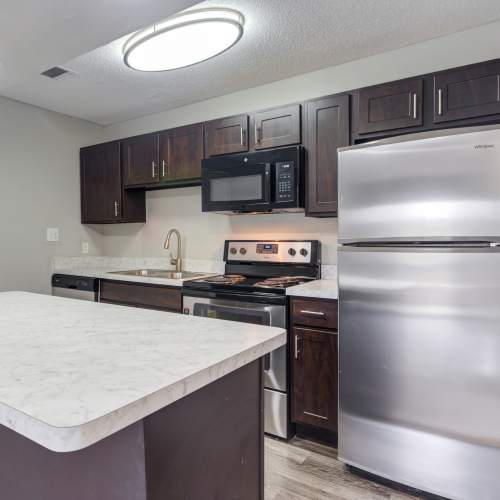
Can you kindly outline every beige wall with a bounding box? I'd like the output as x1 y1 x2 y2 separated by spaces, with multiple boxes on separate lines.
0 96 102 293
97 20 500 265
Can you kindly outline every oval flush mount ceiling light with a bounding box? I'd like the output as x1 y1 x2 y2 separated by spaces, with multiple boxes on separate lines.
123 8 244 72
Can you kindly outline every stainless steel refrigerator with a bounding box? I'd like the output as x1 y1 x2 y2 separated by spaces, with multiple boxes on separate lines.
337 125 500 500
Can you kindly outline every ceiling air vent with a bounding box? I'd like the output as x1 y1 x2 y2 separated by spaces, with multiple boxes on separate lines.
41 66 71 79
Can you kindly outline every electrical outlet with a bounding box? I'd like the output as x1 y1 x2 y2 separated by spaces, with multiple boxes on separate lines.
46 228 60 242
82 242 89 254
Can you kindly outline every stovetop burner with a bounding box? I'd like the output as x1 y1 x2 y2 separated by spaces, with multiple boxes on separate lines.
203 274 246 284
253 276 312 288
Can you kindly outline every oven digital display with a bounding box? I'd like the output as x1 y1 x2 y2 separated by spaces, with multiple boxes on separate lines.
256 243 278 254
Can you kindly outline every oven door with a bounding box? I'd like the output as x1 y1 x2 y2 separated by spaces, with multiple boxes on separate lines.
183 295 287 392
201 160 271 213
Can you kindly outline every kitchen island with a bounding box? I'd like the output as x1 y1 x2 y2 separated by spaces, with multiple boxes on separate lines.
0 292 286 500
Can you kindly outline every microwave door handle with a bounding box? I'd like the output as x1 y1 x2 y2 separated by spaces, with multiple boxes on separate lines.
264 165 272 203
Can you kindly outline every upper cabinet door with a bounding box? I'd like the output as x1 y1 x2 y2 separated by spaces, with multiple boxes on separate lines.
251 104 301 150
159 123 204 183
123 133 159 186
204 114 249 156
306 95 350 217
81 142 122 223
356 78 423 134
434 61 500 123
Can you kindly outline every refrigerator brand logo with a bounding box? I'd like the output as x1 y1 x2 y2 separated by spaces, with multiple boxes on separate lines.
474 144 495 149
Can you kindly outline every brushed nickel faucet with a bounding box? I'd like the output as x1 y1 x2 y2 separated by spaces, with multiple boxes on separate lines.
164 229 182 272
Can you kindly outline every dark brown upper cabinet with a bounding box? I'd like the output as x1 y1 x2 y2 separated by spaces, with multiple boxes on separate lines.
434 60 500 123
204 114 249 156
80 142 145 224
251 104 301 150
305 94 350 217
159 123 204 183
356 78 423 134
123 133 159 186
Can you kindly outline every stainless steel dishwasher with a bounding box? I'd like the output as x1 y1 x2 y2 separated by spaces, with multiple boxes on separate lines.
52 274 99 301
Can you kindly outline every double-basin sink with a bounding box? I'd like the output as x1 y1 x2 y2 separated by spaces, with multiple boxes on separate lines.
109 269 208 280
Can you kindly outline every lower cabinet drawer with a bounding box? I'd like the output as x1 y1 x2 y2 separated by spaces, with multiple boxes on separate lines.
292 298 338 330
99 280 182 312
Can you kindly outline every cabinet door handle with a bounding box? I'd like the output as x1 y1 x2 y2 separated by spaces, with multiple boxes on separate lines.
240 128 244 146
437 88 443 116
162 160 167 177
114 201 120 217
294 334 300 360
255 124 261 143
151 161 156 178
300 310 326 317
413 92 417 119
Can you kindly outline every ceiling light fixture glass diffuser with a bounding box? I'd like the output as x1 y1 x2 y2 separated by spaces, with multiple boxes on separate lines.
124 8 244 72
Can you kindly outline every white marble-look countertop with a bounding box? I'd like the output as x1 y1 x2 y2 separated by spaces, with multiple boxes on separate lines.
0 292 286 453
286 279 338 300
53 257 224 287
53 267 216 287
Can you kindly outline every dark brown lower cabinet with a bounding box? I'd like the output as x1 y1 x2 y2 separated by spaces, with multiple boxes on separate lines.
291 298 338 432
99 280 182 313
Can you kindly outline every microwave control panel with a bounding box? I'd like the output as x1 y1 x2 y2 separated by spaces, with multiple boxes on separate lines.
275 162 295 202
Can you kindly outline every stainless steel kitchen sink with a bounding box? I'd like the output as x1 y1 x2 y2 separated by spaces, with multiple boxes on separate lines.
108 270 209 280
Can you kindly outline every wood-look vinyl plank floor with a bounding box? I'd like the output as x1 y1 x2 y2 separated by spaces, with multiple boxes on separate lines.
265 436 421 500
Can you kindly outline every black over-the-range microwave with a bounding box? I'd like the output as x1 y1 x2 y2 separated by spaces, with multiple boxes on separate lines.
201 146 305 214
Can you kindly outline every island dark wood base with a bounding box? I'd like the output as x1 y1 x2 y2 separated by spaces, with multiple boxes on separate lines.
0 359 264 500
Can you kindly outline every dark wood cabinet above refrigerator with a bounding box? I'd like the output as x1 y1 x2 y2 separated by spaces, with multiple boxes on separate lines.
355 78 423 135
433 60 500 124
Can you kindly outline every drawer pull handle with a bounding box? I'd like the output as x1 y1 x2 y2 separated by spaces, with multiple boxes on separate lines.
300 310 326 317
303 411 328 420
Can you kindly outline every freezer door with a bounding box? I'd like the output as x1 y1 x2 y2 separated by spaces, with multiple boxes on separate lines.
338 126 500 243
338 246 500 500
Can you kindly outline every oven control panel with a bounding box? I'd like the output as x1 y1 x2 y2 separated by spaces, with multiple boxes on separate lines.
225 240 315 264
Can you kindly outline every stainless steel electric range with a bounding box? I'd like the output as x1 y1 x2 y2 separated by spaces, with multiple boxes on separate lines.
182 240 321 439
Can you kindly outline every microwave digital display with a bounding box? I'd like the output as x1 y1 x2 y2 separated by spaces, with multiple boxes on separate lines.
257 243 278 254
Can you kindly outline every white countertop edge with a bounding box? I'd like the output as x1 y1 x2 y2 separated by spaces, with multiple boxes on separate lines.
286 279 338 300
0 332 285 453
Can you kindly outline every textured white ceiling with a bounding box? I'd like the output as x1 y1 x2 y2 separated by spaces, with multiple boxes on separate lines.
2 0 500 125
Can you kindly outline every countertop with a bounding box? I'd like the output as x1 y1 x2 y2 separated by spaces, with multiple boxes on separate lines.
54 267 216 287
0 292 286 453
286 279 338 300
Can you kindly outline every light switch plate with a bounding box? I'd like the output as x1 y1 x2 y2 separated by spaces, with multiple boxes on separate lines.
46 228 60 242
82 242 89 254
